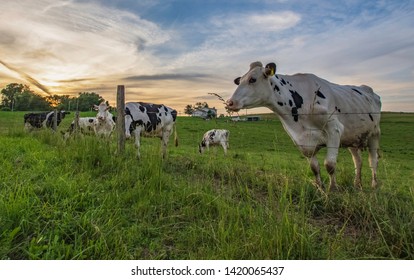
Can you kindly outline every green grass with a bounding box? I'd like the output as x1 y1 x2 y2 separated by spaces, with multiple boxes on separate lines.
0 111 413 259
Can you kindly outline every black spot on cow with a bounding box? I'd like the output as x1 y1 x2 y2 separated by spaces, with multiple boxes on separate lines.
281 78 287 85
292 107 299 122
316 89 326 99
335 106 341 113
275 75 279 79
88 118 94 123
289 100 293 107
369 113 374 121
290 90 303 109
352 88 363 95
274 84 280 92
277 102 284 107
171 110 177 121
209 130 216 140
135 103 162 133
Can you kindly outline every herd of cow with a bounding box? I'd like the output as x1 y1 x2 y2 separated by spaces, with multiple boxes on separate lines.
23 61 382 191
24 101 230 159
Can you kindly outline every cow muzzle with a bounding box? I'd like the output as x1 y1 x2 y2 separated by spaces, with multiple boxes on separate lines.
225 99 240 112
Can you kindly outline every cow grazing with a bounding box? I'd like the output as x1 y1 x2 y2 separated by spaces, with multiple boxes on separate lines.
24 110 70 131
199 129 230 155
125 102 178 159
94 103 116 137
226 61 381 190
66 117 97 135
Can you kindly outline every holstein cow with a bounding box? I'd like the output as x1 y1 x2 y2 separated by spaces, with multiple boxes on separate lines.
65 117 97 136
125 102 178 159
24 110 70 131
94 103 116 137
199 129 230 155
226 61 381 190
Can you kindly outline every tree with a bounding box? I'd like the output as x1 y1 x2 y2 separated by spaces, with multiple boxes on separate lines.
184 102 210 116
76 92 104 111
47 95 77 110
1 83 51 111
184 104 194 115
194 102 209 109
1 83 24 110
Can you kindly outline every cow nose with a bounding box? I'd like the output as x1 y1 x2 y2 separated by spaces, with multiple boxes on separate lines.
226 100 234 107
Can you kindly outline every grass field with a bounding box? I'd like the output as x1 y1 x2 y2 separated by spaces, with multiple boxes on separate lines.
0 111 413 259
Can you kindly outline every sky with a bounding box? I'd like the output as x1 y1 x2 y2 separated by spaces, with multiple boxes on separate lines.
1 0 413 115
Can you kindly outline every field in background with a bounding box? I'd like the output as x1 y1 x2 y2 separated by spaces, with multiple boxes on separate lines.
0 111 413 259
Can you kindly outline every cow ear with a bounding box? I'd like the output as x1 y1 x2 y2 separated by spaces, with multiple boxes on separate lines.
265 63 277 77
93 105 99 110
234 77 241 85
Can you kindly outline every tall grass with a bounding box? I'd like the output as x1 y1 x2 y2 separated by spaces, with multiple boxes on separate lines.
0 112 413 259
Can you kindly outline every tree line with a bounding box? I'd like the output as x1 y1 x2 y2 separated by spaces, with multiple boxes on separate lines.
0 83 105 111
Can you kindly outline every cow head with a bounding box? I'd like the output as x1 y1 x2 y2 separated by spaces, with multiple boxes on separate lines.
226 61 276 111
94 102 110 122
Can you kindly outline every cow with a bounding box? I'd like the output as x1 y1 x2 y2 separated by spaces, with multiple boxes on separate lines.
24 110 70 131
199 129 230 155
124 102 178 159
93 102 116 137
226 61 381 191
65 117 97 137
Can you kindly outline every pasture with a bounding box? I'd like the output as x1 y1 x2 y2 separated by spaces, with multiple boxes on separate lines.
0 111 413 259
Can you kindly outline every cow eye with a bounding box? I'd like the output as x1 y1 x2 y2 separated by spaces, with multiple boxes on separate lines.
249 77 256 84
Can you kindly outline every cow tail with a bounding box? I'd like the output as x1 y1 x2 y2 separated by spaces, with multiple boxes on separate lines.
174 123 178 147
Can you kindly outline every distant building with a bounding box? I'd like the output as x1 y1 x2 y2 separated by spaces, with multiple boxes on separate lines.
192 107 217 119
246 116 261 121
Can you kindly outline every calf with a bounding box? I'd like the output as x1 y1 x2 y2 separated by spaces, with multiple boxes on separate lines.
125 102 178 158
67 117 96 134
24 110 70 131
199 129 230 155
94 102 115 137
226 61 381 190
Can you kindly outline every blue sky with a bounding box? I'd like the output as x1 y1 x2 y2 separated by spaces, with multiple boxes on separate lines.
1 0 413 114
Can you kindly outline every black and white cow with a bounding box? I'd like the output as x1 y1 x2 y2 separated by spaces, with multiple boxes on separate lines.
65 117 97 136
226 61 381 190
199 129 230 155
24 110 70 131
125 102 178 158
93 103 116 137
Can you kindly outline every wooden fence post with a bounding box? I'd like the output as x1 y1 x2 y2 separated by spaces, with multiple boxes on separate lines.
53 109 58 131
74 111 80 134
116 85 126 154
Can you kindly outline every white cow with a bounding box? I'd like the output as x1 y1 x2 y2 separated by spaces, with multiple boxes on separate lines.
124 102 178 159
199 129 230 155
94 103 116 137
63 117 97 139
226 61 381 190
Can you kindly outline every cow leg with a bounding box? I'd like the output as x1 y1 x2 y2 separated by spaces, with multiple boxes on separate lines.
324 121 343 191
133 128 142 159
309 155 323 189
348 147 362 189
368 136 380 188
221 141 228 155
161 128 171 159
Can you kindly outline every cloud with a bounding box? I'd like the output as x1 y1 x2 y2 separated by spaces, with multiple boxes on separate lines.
0 0 413 113
0 0 171 84
0 60 51 95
